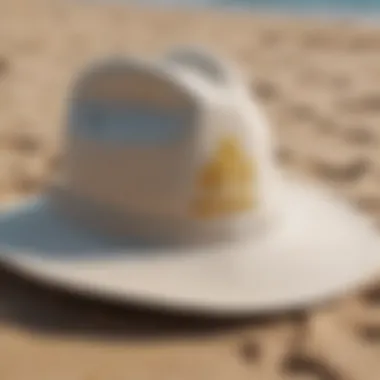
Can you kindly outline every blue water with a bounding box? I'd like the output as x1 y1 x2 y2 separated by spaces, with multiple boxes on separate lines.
129 0 380 18
223 0 380 13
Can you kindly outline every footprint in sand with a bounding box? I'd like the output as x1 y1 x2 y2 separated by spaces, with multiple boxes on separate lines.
253 79 279 103
338 93 380 114
9 129 41 154
311 155 369 183
343 125 374 146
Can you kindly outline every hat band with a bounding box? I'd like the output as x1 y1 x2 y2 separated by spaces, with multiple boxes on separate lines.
50 184 270 246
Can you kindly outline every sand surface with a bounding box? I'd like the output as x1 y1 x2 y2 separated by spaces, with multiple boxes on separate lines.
1 0 380 379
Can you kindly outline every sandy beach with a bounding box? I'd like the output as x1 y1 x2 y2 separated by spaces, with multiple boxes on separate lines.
1 0 380 378
2 1 380 213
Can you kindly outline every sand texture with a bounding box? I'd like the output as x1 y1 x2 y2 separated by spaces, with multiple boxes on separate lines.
2 0 380 379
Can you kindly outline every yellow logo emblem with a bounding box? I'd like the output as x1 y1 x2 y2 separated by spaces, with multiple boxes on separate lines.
192 134 256 218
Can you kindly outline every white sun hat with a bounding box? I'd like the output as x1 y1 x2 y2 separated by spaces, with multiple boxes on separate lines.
0 45 379 317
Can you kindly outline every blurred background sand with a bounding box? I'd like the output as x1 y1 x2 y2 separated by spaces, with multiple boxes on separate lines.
1 0 380 223
1 1 380 378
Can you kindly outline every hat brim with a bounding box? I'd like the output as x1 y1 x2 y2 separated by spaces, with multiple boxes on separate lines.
0 176 379 317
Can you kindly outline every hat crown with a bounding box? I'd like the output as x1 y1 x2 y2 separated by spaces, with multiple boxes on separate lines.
60 48 279 242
